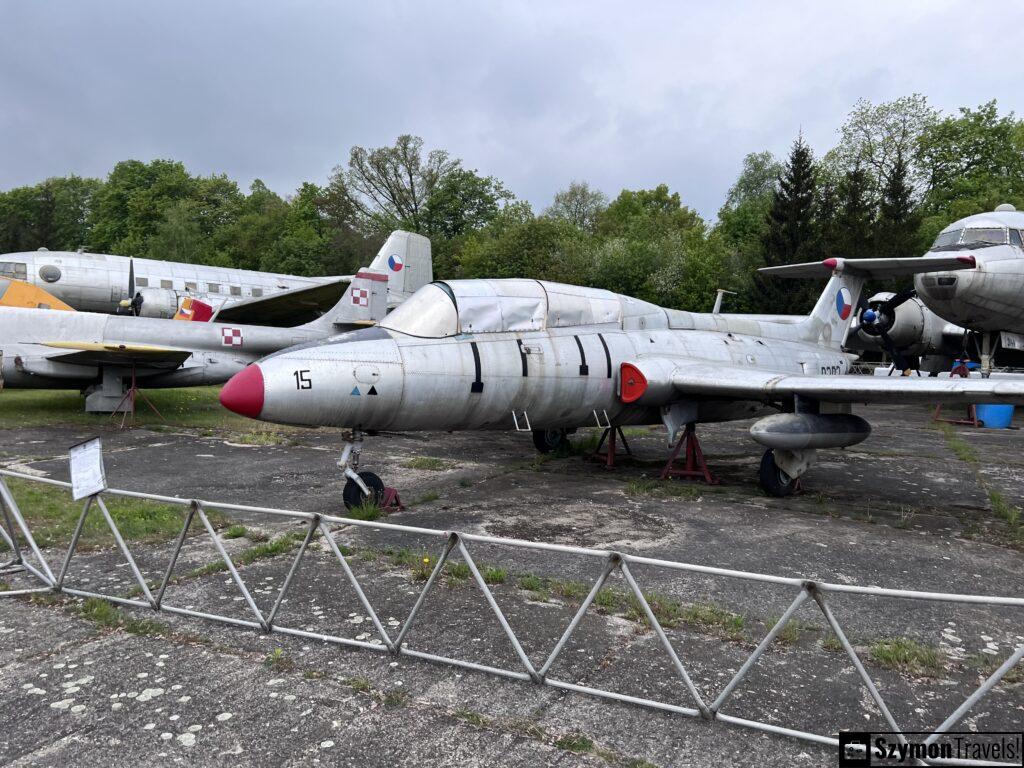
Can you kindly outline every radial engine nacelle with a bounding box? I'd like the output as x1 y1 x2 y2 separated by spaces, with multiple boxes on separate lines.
123 288 182 319
749 412 871 451
851 292 961 357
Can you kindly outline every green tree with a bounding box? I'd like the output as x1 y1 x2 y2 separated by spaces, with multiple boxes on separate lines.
874 148 922 259
754 135 819 312
597 184 702 239
833 164 875 261
545 181 607 233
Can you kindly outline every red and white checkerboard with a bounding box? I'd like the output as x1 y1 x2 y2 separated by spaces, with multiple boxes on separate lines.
221 327 244 347
352 288 369 307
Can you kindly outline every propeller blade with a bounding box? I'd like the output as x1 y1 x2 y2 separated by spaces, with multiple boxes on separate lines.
882 287 916 313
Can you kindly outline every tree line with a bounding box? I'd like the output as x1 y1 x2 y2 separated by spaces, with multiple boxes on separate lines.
2 96 1022 314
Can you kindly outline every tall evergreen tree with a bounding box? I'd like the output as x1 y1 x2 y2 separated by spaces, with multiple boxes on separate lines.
834 164 874 260
874 148 920 259
753 135 818 312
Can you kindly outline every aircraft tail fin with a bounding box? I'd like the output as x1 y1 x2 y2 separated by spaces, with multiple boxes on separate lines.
367 230 433 306
765 260 866 350
299 270 388 331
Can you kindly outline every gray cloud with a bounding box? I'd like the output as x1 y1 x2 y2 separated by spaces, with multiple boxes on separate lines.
2 0 1022 219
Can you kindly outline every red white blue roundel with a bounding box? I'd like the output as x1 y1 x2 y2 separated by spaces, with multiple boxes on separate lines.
835 287 853 320
387 254 404 271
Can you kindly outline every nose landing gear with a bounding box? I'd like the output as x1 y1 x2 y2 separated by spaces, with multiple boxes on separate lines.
338 431 402 511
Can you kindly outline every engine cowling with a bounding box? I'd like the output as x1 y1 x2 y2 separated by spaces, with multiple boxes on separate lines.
750 412 871 450
132 288 181 319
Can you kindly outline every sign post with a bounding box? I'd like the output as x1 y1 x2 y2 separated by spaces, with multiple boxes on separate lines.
69 438 107 500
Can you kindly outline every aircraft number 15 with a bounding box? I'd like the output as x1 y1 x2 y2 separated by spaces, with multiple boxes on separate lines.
294 370 312 390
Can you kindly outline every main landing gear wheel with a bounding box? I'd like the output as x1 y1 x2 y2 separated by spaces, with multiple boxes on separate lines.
532 428 568 454
759 450 797 497
343 471 385 509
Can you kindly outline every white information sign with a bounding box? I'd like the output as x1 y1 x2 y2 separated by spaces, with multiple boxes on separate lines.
69 438 107 501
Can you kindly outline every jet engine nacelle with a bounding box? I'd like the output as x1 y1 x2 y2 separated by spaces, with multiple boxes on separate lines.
750 412 871 451
133 288 182 319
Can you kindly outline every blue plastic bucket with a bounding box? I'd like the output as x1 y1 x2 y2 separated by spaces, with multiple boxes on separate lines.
976 404 1015 429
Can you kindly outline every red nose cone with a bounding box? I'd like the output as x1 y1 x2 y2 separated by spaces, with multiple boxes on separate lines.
220 364 265 418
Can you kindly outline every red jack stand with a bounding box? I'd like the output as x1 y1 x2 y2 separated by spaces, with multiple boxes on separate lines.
110 365 165 429
593 426 632 470
933 361 980 427
660 422 720 484
380 487 404 512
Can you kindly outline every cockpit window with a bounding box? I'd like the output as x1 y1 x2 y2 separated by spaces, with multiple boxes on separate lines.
379 283 459 338
0 262 27 280
931 229 962 249
961 228 1006 246
1010 229 1023 248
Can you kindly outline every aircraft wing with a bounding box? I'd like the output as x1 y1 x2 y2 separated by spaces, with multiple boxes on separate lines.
760 255 976 279
620 357 1024 406
36 341 192 369
665 365 1024 405
213 279 350 327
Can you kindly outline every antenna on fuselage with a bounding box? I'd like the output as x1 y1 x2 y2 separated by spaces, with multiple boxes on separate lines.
712 288 736 314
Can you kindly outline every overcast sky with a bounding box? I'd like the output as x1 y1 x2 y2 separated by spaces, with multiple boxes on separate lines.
2 1 1023 220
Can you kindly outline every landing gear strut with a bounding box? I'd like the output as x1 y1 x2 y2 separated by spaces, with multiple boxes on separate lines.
532 428 568 454
338 432 400 510
758 450 798 497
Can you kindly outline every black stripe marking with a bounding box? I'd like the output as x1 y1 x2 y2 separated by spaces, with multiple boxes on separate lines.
597 333 612 378
516 339 528 377
574 335 589 376
470 342 484 393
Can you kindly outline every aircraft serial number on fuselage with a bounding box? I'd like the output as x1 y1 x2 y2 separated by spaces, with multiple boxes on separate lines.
820 363 844 375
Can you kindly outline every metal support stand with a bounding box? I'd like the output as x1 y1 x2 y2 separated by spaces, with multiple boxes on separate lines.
660 422 719 484
592 426 632 470
110 366 165 429
933 360 981 427
380 488 404 512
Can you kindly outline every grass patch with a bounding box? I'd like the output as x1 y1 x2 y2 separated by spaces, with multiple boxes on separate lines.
822 635 843 652
411 491 440 506
303 670 326 680
966 654 1024 684
989 489 1022 528
382 689 410 707
345 676 372 693
458 478 473 488
181 533 299 580
626 478 659 496
594 588 624 612
0 477 227 552
869 638 945 677
765 615 801 646
517 573 550 601
0 386 298 432
77 597 170 637
445 561 471 585
938 423 979 465
551 579 589 602
263 647 294 670
231 429 290 446
626 591 685 629
555 733 595 753
625 477 701 500
482 566 507 585
681 602 746 641
402 457 451 471
453 708 489 727
345 500 383 521
223 524 249 539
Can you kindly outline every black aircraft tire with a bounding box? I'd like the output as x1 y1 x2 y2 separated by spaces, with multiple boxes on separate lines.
343 471 385 509
532 428 567 454
759 450 797 497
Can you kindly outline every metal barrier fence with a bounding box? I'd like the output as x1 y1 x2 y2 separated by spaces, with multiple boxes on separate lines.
1 467 1022 765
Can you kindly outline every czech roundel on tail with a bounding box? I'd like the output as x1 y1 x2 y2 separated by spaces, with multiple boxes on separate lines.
220 253 1024 503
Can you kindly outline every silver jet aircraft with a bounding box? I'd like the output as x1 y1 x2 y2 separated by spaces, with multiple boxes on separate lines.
0 230 431 325
0 251 431 412
219 254 1024 502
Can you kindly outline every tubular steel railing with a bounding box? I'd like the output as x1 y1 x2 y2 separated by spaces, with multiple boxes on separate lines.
1 468 1021 765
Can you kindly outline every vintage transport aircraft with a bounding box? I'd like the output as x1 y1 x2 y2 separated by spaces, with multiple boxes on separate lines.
0 230 431 326
840 205 1024 373
219 254 1024 502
